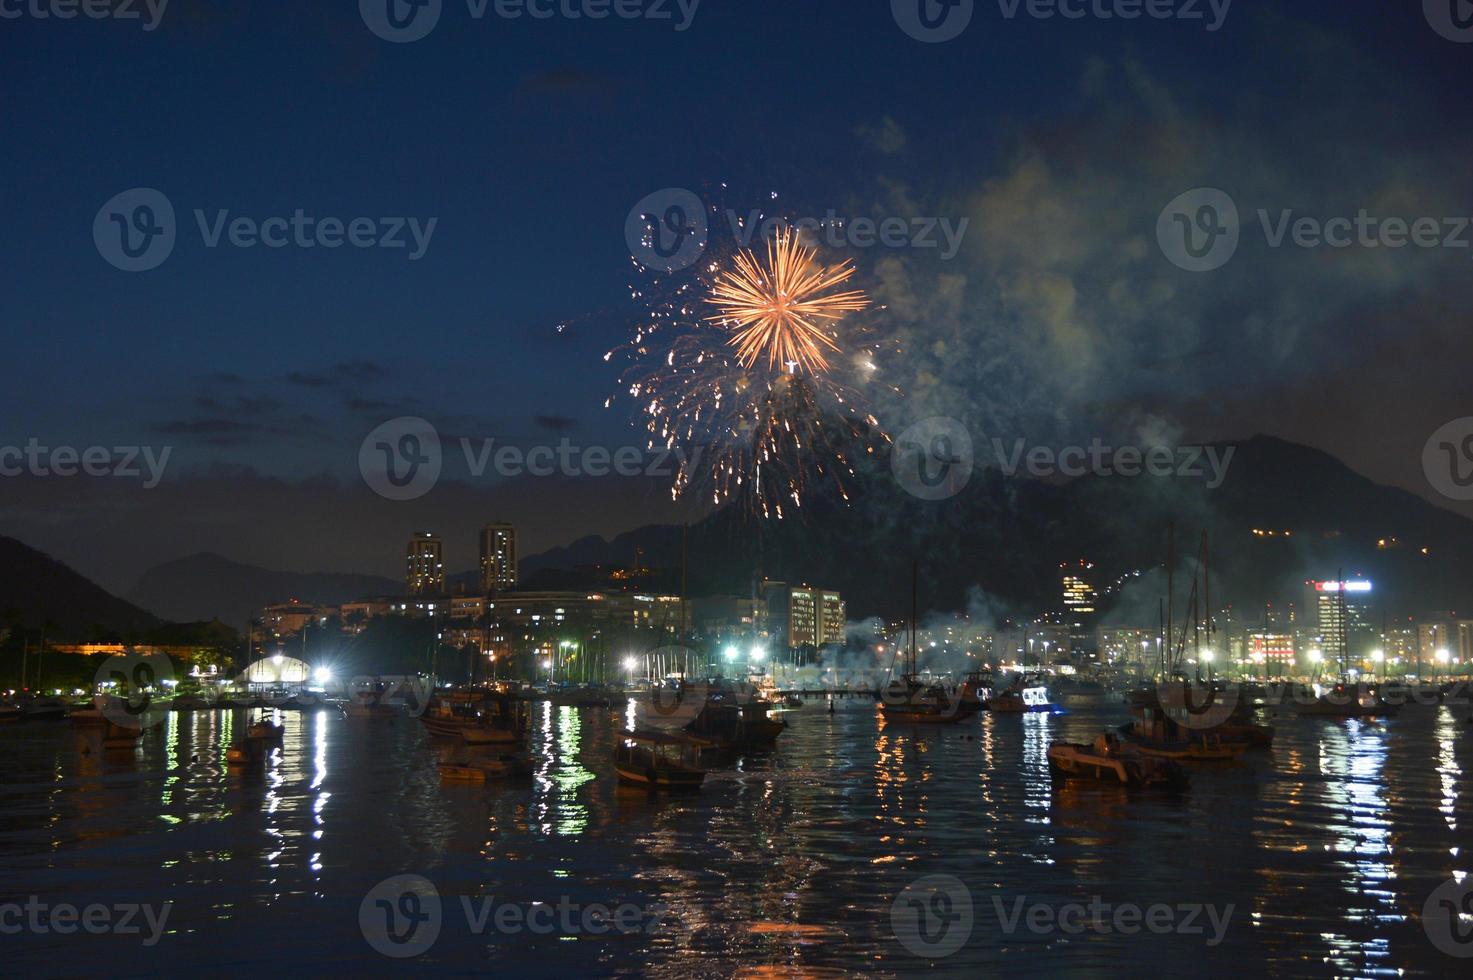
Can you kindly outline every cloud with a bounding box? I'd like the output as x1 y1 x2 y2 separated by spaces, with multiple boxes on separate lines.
854 116 908 155
533 415 578 433
287 360 388 389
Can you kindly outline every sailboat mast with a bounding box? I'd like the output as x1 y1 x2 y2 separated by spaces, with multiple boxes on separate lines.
910 561 918 679
1166 521 1175 679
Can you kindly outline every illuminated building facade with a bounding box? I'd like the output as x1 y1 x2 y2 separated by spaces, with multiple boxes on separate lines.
479 523 517 593
761 582 846 650
406 532 445 596
1308 579 1374 660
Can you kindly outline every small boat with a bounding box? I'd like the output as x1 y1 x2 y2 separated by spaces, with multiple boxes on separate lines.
420 690 529 745
247 714 284 741
170 694 213 711
1296 681 1401 719
1117 705 1248 762
1049 733 1188 789
21 697 70 722
988 676 1053 714
783 694 804 709
688 699 785 749
345 684 398 717
957 670 994 714
0 702 20 724
879 679 968 725
438 753 532 782
226 743 253 765
547 686 612 709
614 730 707 790
878 563 968 725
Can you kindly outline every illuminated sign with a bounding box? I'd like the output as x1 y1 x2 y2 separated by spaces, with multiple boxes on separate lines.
1314 580 1372 593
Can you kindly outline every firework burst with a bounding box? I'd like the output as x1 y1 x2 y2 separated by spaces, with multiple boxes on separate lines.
607 200 895 519
704 228 870 376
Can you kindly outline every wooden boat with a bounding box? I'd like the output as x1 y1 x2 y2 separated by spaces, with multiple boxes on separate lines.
614 731 706 790
420 690 528 745
1049 733 1188 789
1117 716 1247 761
547 686 612 709
438 753 532 782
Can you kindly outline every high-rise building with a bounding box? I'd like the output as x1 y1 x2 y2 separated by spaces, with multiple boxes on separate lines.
1061 560 1098 658
1308 579 1375 663
761 582 846 650
407 532 445 596
479 523 517 593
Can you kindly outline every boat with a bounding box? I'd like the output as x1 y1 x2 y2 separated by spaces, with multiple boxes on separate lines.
0 701 20 724
345 685 398 717
783 694 804 709
170 693 214 711
438 753 532 782
547 686 612 709
631 679 711 731
1296 681 1402 719
988 675 1053 714
20 697 70 722
419 690 529 745
878 563 969 726
1048 733 1188 789
957 670 994 714
613 730 707 790
247 713 284 741
685 686 786 749
1117 705 1248 761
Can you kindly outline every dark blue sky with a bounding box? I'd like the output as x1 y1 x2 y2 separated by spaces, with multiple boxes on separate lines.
3 1 1471 589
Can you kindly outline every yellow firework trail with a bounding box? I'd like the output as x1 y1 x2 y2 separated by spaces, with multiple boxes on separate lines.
703 228 870 375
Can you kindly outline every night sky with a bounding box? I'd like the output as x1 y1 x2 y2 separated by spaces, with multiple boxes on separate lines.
2 0 1471 593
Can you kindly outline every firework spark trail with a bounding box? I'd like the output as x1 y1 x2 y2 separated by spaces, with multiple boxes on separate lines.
704 228 870 376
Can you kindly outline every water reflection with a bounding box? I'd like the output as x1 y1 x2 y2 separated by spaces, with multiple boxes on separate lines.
0 698 1467 973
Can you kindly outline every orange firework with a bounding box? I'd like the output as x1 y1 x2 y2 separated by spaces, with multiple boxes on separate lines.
703 228 870 375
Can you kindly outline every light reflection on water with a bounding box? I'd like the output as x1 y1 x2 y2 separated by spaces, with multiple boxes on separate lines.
0 698 1467 975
